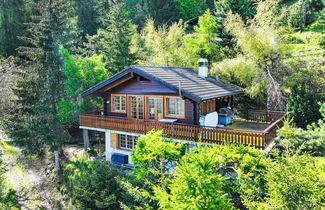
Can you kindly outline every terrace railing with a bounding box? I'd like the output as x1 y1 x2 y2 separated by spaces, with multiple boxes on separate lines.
243 110 286 123
80 110 286 149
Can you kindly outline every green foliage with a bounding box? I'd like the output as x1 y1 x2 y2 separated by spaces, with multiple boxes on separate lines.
64 153 147 209
309 8 325 32
74 0 109 42
287 87 323 128
131 130 186 181
261 151 324 209
86 1 136 74
64 154 123 209
58 47 108 125
284 0 325 31
215 0 256 20
136 19 196 67
0 0 25 57
0 150 19 209
276 105 325 156
137 10 223 67
224 8 286 65
172 0 209 20
126 0 181 28
3 0 77 154
212 57 266 98
133 132 324 209
185 10 220 62
131 131 269 209
217 0 288 111
153 146 233 209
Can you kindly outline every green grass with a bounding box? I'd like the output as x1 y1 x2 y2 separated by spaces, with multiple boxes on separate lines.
0 141 20 209
0 141 36 208
0 141 31 185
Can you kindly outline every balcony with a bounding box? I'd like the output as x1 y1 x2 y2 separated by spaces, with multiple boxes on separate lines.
79 110 286 149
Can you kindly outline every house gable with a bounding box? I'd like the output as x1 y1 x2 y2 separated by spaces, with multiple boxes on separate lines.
106 76 177 95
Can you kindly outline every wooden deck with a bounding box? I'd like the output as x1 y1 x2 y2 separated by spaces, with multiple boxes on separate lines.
79 110 286 149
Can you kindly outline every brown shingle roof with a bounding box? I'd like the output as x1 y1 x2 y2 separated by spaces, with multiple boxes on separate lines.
81 65 243 101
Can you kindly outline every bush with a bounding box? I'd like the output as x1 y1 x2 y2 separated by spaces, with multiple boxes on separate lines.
288 87 323 128
262 151 324 209
276 104 325 156
63 153 146 209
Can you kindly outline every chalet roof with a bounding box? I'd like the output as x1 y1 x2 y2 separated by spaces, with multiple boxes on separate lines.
80 65 243 101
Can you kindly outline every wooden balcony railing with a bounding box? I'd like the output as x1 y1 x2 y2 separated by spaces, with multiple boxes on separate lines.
80 111 286 149
243 110 286 123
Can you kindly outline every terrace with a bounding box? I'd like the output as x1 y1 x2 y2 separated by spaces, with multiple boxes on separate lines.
79 110 286 149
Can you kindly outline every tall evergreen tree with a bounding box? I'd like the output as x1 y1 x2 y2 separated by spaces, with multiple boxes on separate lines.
74 0 110 42
0 0 25 57
75 0 99 42
128 0 180 28
86 1 136 74
4 0 77 173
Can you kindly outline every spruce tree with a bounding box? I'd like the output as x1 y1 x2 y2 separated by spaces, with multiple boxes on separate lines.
74 0 110 42
86 1 137 74
0 0 25 57
4 0 76 173
129 0 180 28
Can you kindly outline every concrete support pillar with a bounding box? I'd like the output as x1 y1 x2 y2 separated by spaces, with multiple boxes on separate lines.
83 129 90 151
105 131 111 161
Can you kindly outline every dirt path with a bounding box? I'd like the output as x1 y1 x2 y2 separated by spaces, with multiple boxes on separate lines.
0 131 74 209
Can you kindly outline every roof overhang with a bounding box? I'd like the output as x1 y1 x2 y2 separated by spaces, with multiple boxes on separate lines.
80 66 244 102
80 67 202 101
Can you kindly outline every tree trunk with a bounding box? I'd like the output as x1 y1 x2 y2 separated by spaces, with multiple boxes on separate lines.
54 150 61 175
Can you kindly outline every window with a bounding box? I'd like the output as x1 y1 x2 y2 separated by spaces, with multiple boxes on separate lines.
119 134 138 150
165 97 185 118
112 94 126 112
148 97 163 120
129 96 144 120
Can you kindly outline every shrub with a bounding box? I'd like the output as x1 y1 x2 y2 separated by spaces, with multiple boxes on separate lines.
288 87 323 128
276 103 325 156
64 153 146 209
262 151 325 209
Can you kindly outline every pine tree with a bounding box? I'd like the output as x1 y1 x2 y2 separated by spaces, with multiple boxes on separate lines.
86 1 137 74
4 0 77 174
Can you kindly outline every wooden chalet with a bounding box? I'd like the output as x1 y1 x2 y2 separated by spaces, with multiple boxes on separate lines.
79 63 285 164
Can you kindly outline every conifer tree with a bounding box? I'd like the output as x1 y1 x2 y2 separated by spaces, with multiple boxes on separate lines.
86 1 137 74
0 0 25 57
4 0 77 174
128 0 180 28
74 0 110 42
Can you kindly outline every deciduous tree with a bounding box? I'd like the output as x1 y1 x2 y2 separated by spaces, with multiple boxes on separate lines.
58 47 108 127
